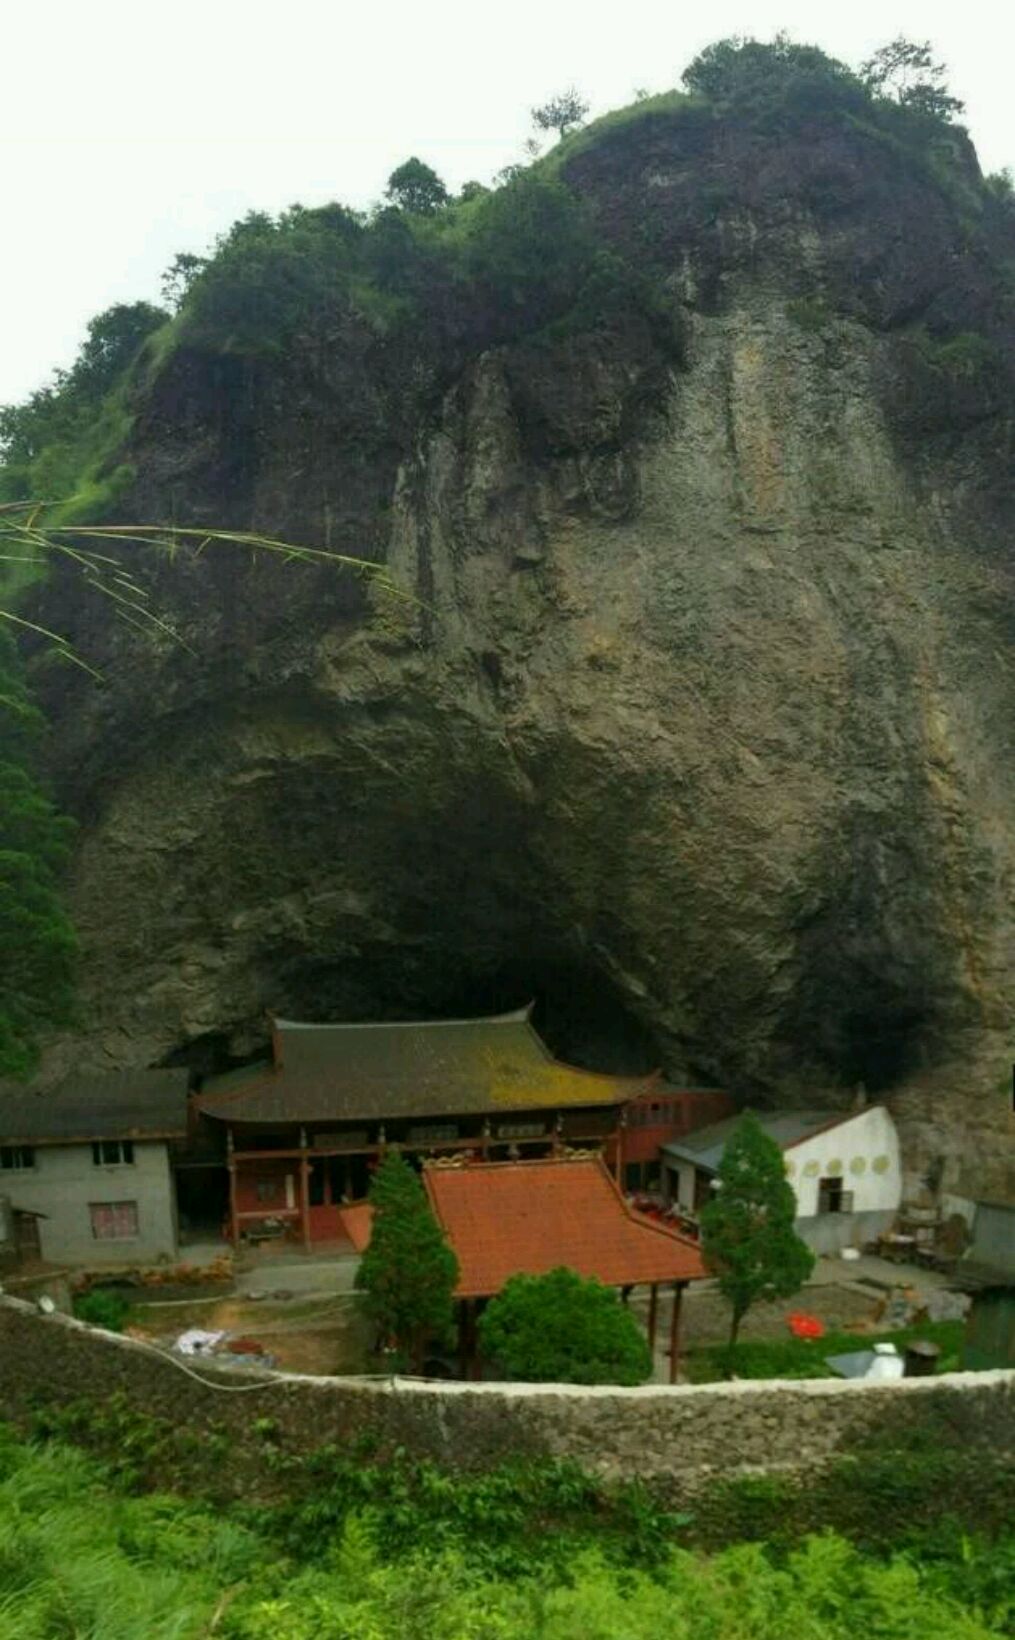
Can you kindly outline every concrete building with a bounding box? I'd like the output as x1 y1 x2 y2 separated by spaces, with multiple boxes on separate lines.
0 1070 189 1265
661 1105 902 1254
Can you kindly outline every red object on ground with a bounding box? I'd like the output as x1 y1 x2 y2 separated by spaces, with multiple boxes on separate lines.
787 1312 825 1339
227 1337 266 1355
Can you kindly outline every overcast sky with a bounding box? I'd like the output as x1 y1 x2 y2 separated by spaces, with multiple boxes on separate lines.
2 0 1012 406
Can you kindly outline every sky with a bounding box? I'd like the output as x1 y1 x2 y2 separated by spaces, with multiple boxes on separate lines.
2 0 1012 406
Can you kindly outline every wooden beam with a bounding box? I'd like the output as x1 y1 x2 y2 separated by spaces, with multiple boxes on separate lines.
647 1282 658 1354
668 1281 685 1384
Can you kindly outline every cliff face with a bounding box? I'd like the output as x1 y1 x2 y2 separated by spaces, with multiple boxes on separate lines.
29 105 1015 1200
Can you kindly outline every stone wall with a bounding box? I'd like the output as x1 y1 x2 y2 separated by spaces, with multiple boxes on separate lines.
1 1296 1013 1498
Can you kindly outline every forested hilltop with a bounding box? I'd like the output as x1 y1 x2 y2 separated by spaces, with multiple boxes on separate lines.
2 38 1014 1203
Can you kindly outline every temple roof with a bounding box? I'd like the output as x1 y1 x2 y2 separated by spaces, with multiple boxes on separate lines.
0 1069 190 1145
198 1009 653 1126
423 1157 707 1298
661 1108 861 1173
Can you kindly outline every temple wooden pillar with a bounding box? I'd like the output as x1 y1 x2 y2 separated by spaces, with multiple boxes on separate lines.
226 1128 239 1249
647 1283 658 1355
299 1126 311 1251
668 1281 686 1385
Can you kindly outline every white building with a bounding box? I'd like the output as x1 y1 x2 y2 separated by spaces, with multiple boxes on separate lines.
0 1070 189 1266
660 1105 902 1254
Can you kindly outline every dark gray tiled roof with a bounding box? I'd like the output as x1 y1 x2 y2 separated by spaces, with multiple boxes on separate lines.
0 1069 190 1144
198 1010 651 1126
661 1109 852 1173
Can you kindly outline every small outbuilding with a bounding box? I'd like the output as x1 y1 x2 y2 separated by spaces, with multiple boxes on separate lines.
661 1104 902 1254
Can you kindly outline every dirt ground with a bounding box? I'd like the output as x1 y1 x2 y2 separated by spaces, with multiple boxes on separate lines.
129 1293 372 1376
630 1281 882 1349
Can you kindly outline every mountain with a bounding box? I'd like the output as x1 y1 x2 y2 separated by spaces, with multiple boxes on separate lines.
8 45 1015 1201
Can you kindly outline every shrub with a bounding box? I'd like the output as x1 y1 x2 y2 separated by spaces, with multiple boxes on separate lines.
478 1266 652 1385
72 1288 130 1332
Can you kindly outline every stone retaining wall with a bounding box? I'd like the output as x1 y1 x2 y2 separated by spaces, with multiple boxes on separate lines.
1 1296 1012 1493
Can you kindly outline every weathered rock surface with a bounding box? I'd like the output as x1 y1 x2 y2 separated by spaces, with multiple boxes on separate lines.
27 109 1015 1201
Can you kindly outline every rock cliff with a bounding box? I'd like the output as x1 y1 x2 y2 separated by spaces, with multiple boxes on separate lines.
25 95 1015 1200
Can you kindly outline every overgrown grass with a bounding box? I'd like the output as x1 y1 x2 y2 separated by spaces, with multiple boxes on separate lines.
0 1424 1010 1639
685 1320 966 1382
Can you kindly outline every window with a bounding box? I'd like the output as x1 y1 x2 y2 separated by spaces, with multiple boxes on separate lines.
92 1140 134 1167
89 1201 139 1240
817 1177 854 1215
0 1146 34 1170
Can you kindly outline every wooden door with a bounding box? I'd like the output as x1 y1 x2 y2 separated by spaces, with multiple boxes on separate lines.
14 1212 41 1262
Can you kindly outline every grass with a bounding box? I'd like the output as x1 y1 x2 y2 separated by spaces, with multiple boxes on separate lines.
685 1320 965 1382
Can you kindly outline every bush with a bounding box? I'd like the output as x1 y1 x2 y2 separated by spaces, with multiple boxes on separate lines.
478 1266 652 1384
72 1288 130 1332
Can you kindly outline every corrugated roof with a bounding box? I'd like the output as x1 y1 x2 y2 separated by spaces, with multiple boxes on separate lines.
661 1109 854 1173
0 1069 190 1145
198 1010 652 1126
423 1156 707 1299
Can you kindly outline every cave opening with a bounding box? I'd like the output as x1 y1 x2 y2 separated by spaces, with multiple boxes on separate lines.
835 1001 930 1093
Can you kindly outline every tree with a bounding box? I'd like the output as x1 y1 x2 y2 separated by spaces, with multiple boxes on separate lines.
355 1153 459 1370
682 34 860 108
71 303 168 398
531 89 589 142
385 158 449 216
0 631 76 1078
699 1112 815 1363
860 38 964 122
160 253 207 311
478 1266 652 1385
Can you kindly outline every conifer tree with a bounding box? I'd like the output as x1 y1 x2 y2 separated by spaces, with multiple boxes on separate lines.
0 632 76 1077
355 1152 459 1371
699 1112 815 1364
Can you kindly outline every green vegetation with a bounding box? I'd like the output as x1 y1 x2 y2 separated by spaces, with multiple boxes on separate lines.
478 1265 653 1384
72 1288 131 1332
0 1425 1011 1639
385 157 450 215
1 35 1004 535
700 1113 815 1358
531 88 589 142
0 303 166 514
0 631 76 1077
355 1154 459 1370
684 1319 965 1382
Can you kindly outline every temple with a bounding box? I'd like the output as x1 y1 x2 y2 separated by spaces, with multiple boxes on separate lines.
194 1008 733 1250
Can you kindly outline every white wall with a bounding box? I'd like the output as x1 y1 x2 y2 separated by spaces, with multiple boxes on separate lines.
665 1159 697 1209
3 1142 178 1265
785 1106 901 1218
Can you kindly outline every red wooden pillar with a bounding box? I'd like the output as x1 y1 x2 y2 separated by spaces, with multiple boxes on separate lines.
299 1126 311 1251
647 1283 658 1355
226 1128 239 1250
668 1282 685 1384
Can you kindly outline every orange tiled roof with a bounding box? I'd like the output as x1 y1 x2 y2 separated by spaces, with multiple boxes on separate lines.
338 1203 374 1253
422 1156 707 1299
